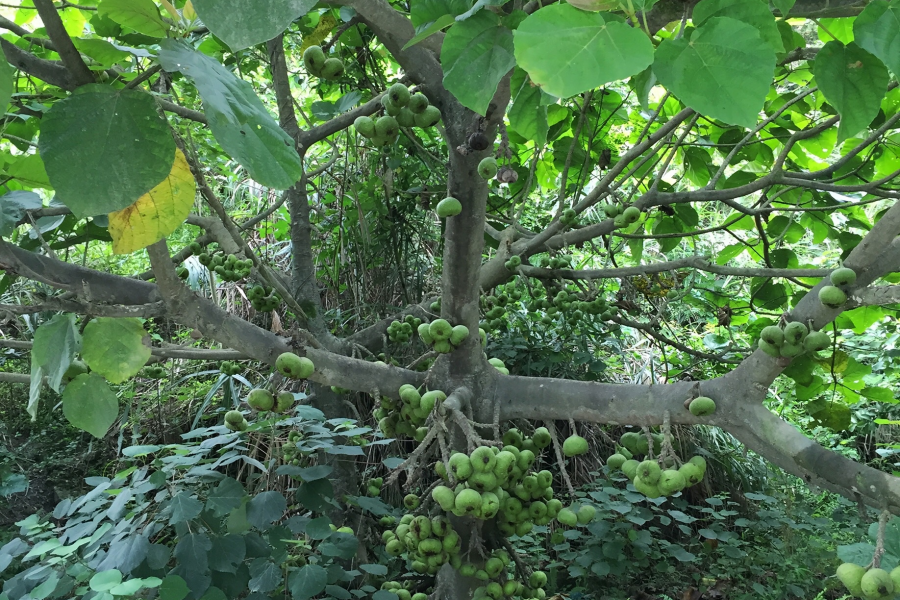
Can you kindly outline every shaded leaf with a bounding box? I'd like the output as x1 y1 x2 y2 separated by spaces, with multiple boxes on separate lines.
191 0 317 51
0 191 42 237
99 0 168 37
441 11 515 115
62 373 118 438
38 85 174 218
32 313 80 393
81 317 151 384
288 564 327 600
854 0 900 77
246 491 286 529
813 41 890 142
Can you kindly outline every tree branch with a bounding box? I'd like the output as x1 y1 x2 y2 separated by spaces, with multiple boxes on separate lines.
726 401 900 513
518 256 832 281
0 38 73 89
32 0 95 86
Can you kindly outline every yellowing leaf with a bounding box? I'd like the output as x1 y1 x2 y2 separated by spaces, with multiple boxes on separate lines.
183 0 196 21
300 14 336 54
108 148 195 254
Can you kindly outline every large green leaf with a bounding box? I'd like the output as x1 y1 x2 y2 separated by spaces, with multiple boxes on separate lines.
191 0 317 51
38 86 175 218
410 0 470 26
158 40 302 189
692 0 783 52
62 373 118 438
653 17 775 128
0 191 42 237
167 492 203 524
288 564 327 600
98 0 168 38
32 313 81 393
81 317 151 383
246 491 286 529
513 4 654 99
206 477 245 516
813 41 889 142
174 533 212 572
158 575 190 600
508 67 548 145
0 60 14 115
853 0 900 77
440 11 515 115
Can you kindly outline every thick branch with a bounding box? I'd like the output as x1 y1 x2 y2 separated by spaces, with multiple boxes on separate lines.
0 298 164 317
0 38 73 89
0 338 246 360
518 257 831 281
727 401 900 513
0 239 161 306
33 0 94 86
852 285 900 307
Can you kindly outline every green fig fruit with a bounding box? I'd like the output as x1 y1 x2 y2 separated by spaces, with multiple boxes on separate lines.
657 469 686 495
382 95 402 116
455 489 482 515
556 507 577 527
621 459 639 480
478 157 499 180
636 460 661 485
320 57 344 80
819 285 847 308
830 267 856 287
275 391 294 412
836 562 866 597
783 321 808 345
302 45 326 74
436 197 462 218
414 105 442 128
562 434 588 457
276 352 315 379
607 453 627 470
861 568 894 600
408 93 429 114
247 388 275 411
759 325 784 347
449 325 469 346
375 115 400 139
353 115 376 138
388 83 410 107
622 206 641 223
689 396 716 417
803 330 830 353
576 504 595 524
633 476 661 498
429 319 453 341
225 410 244 425
533 426 551 449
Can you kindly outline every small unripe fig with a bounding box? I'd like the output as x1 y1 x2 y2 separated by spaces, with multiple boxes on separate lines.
388 83 410 107
436 197 462 218
477 157 498 180
819 285 847 308
689 396 716 417
830 266 856 287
